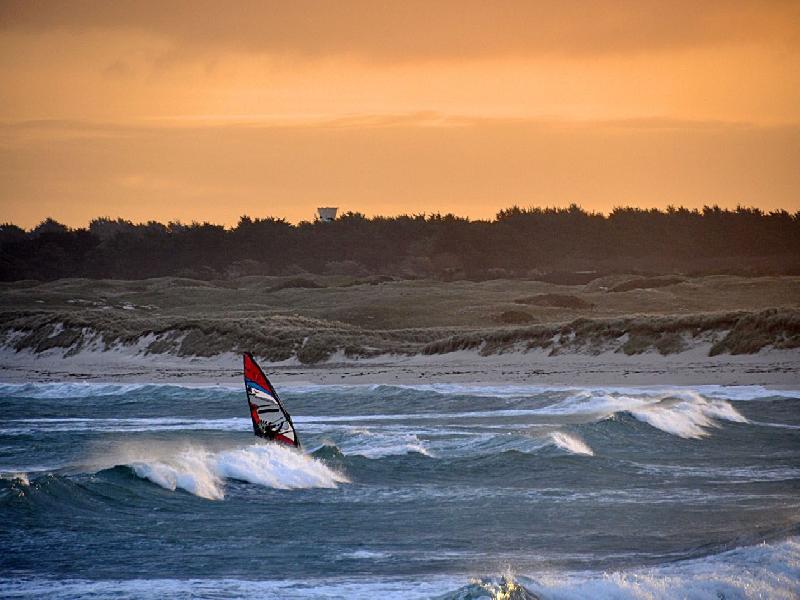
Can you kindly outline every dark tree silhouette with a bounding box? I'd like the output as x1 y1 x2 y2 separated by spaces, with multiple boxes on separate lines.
1 205 798 281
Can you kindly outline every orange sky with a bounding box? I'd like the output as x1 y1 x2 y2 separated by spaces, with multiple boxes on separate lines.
1 0 799 228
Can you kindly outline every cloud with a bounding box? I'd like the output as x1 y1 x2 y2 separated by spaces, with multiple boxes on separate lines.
1 1 798 62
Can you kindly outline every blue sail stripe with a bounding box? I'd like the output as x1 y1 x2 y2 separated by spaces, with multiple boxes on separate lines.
245 379 274 398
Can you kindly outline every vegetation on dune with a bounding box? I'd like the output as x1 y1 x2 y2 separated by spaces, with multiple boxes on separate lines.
2 204 799 281
514 293 595 309
610 276 685 293
266 277 324 292
3 307 796 362
421 309 800 357
1 270 796 363
0 310 449 364
709 309 800 355
494 310 537 324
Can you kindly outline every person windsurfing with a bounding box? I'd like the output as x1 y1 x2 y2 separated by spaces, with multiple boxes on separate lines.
242 352 300 448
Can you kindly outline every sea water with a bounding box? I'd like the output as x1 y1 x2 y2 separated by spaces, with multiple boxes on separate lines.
1 382 798 598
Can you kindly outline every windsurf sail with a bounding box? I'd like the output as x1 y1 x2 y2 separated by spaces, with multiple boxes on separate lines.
243 352 300 448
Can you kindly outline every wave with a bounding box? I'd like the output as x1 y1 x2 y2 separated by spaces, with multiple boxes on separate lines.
372 383 800 401
0 471 29 486
628 395 748 439
97 442 348 500
439 535 800 599
310 426 598 460
0 381 234 399
2 381 798 400
301 391 749 440
319 429 432 458
0 417 249 435
549 432 594 456
442 576 540 600
520 535 800 600
541 390 749 439
631 462 800 483
1 536 797 599
0 382 150 398
335 550 391 561
1 383 789 451
0 576 461 600
0 396 746 439
749 419 800 430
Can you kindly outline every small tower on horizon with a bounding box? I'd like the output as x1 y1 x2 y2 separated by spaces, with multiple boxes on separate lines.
317 207 338 223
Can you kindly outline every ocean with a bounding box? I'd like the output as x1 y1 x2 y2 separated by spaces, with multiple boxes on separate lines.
1 382 798 598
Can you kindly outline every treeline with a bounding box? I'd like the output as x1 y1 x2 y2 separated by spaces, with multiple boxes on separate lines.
1 205 799 281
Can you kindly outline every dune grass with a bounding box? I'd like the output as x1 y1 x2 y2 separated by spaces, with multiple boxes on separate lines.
514 293 595 309
2 307 797 362
1 275 797 362
422 309 799 357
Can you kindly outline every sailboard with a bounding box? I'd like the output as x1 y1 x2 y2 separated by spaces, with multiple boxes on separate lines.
243 352 300 448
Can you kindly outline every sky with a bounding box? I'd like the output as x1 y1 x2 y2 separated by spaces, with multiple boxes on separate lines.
1 0 799 228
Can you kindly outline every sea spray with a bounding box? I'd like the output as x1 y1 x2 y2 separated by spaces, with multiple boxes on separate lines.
100 441 348 499
549 432 594 456
330 428 432 458
627 393 748 439
0 471 30 486
213 444 348 490
543 390 748 438
132 449 222 499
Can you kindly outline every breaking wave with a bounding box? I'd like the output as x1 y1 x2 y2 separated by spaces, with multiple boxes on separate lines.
1 381 791 442
549 432 594 456
2 381 798 400
541 389 749 438
1 536 797 599
0 417 249 435
324 429 431 458
519 535 800 600
103 442 348 500
370 383 800 401
0 471 30 486
0 382 232 399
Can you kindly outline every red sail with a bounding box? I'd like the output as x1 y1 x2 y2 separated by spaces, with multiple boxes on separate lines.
242 352 300 448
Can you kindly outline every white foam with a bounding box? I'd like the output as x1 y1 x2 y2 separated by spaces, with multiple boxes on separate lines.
750 420 800 430
300 390 750 441
336 550 391 560
550 432 594 456
628 394 748 439
0 383 776 443
2 381 798 400
0 417 248 435
0 471 30 486
544 390 748 439
0 382 151 398
214 445 348 490
529 536 800 600
0 576 459 600
0 381 234 399
123 443 348 500
331 429 431 458
369 383 800 401
1 537 798 598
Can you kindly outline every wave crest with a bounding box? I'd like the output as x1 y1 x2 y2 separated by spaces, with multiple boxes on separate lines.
548 390 748 439
327 429 431 458
117 442 348 500
549 432 594 456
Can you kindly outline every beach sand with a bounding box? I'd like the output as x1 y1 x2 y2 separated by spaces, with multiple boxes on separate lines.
3 344 798 388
